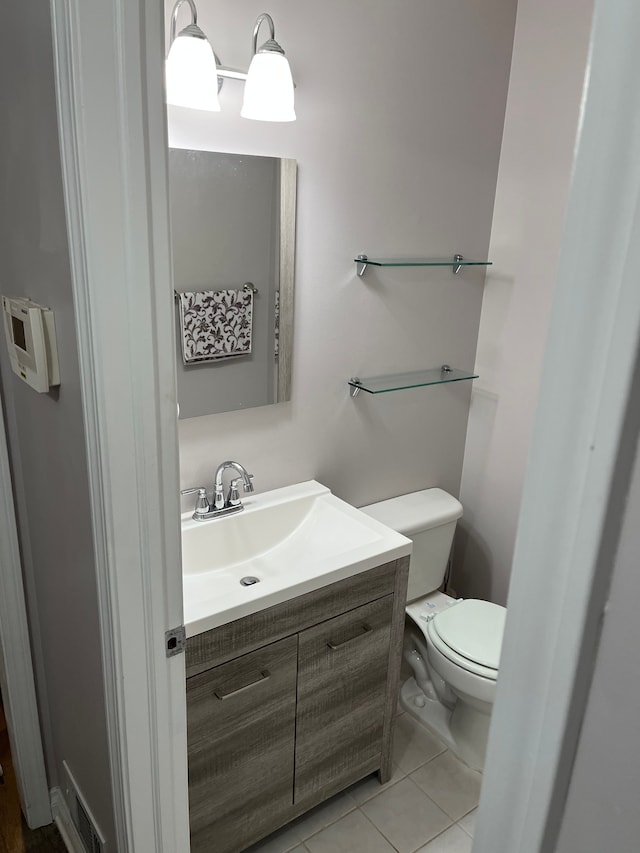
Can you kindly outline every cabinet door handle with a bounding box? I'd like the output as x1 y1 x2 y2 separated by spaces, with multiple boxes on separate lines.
327 623 373 650
214 669 271 700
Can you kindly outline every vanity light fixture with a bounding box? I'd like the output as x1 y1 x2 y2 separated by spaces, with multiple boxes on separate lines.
166 3 296 122
240 14 296 122
166 0 221 112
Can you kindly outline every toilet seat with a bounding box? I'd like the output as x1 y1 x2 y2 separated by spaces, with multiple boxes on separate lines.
425 599 505 681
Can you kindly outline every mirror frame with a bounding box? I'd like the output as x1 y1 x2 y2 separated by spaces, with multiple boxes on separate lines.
277 158 296 403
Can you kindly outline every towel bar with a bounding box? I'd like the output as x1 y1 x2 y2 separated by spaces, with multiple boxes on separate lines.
174 282 259 299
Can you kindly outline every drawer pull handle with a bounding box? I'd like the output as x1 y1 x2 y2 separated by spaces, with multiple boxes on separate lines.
327 623 373 650
214 669 271 700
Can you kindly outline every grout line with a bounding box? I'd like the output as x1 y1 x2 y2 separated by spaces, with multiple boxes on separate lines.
295 795 358 843
407 822 460 853
355 775 405 807
301 803 360 849
360 778 456 853
413 786 457 821
456 806 477 839
459 804 479 818
457 823 474 840
409 776 478 826
357 805 402 852
406 771 462 823
414 747 450 773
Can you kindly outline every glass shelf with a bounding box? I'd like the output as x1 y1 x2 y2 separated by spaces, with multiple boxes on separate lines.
354 254 492 277
348 366 478 397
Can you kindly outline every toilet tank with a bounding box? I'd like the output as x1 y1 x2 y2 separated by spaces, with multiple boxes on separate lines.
360 489 463 603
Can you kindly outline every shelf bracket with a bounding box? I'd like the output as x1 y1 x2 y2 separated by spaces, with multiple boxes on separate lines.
349 377 362 398
453 254 464 275
356 254 368 277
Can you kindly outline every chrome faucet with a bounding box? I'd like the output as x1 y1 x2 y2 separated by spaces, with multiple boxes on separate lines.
213 460 254 510
181 460 254 521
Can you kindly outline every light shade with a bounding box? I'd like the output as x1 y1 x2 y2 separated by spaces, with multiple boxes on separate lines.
166 31 221 112
240 52 296 122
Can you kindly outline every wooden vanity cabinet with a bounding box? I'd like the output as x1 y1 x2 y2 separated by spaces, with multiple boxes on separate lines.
187 636 298 853
185 556 409 853
295 596 394 805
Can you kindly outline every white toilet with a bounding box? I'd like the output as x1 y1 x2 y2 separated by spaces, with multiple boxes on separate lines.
361 488 506 771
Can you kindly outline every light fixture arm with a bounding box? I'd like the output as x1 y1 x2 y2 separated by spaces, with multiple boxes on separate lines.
214 11 286 85
170 0 199 44
251 12 285 56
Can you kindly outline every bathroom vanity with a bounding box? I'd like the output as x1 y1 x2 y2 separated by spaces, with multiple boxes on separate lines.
185 555 409 853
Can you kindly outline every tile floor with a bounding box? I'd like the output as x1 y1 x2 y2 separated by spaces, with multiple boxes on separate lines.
246 711 481 853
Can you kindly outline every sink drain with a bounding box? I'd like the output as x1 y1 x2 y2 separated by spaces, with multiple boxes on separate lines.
240 576 260 586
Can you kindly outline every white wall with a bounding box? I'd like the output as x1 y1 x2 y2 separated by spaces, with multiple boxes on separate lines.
454 0 593 604
0 3 115 844
171 0 518 510
555 433 640 852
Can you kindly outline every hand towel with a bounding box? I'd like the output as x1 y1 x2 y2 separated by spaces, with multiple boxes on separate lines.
177 288 253 364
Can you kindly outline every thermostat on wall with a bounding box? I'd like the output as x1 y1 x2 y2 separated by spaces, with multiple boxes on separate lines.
2 296 60 392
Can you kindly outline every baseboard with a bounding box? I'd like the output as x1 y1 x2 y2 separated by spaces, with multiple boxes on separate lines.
50 787 86 853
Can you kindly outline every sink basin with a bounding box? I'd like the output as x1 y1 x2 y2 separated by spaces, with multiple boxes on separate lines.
181 480 411 636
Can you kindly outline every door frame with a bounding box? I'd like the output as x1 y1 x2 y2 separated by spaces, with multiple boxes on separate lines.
48 0 189 850
474 1 640 851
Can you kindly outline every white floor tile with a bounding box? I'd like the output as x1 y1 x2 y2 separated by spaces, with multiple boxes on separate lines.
457 807 477 838
415 824 473 853
392 714 447 774
243 822 305 853
292 788 357 841
410 751 482 821
305 809 395 853
349 764 406 806
360 777 452 853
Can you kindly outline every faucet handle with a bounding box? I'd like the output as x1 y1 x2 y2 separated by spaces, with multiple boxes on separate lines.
180 487 210 517
228 477 243 507
181 486 208 498
212 482 225 510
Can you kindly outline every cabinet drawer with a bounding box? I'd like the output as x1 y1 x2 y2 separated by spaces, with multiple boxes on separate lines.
187 635 297 853
294 595 394 804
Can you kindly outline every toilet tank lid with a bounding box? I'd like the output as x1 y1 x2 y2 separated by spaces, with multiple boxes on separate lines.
360 488 463 536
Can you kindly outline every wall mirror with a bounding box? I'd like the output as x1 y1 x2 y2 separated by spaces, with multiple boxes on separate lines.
169 148 296 418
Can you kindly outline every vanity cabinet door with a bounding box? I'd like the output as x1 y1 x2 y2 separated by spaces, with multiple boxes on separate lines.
294 595 394 805
187 635 298 853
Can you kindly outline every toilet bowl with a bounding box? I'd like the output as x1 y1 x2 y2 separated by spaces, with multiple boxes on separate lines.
405 594 504 769
360 489 506 771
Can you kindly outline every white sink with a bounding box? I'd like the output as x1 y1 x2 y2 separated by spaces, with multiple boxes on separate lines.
181 480 411 636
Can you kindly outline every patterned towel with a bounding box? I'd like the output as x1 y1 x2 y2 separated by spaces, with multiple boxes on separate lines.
177 289 254 364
